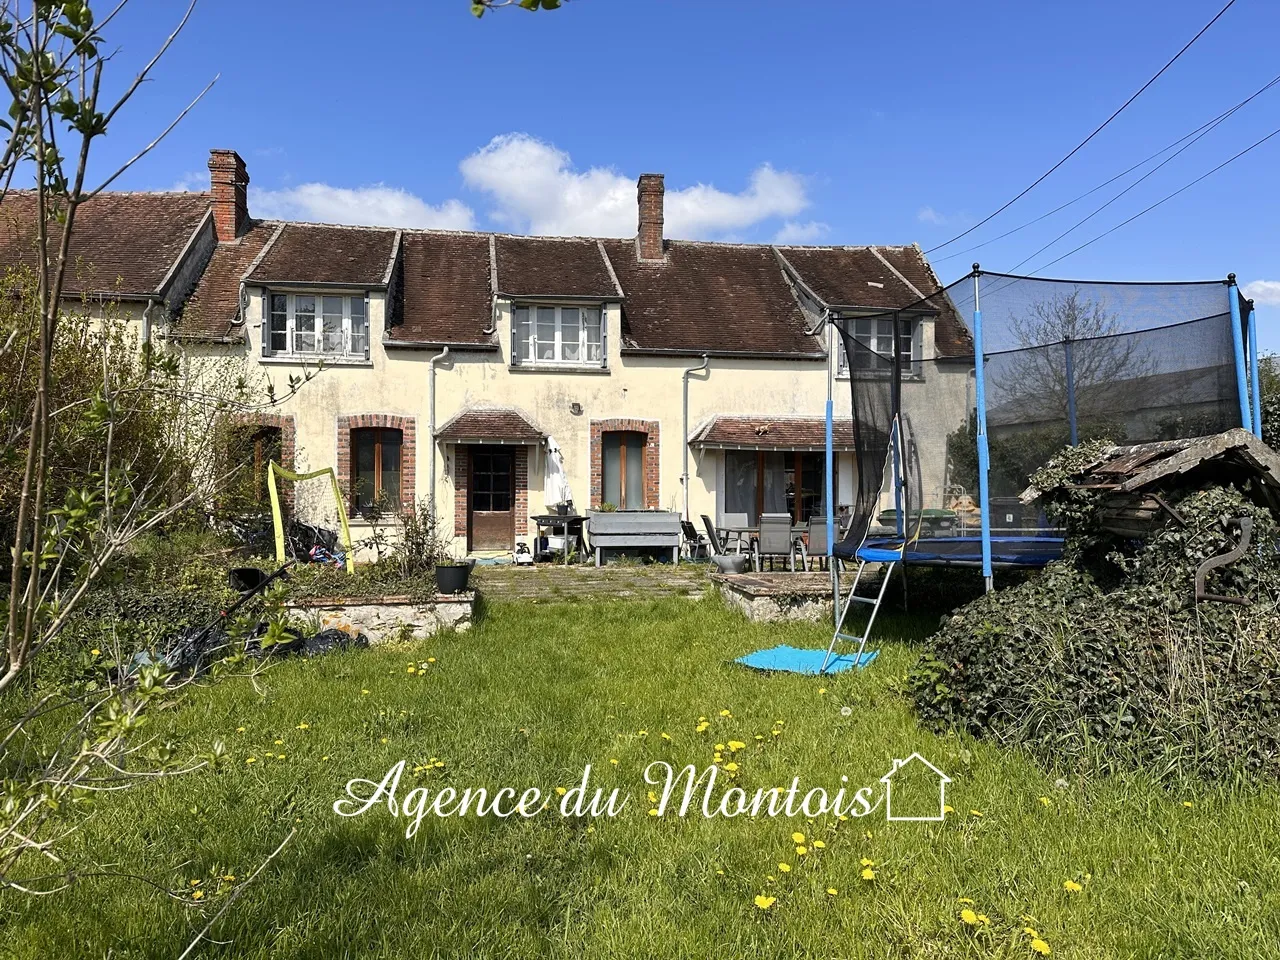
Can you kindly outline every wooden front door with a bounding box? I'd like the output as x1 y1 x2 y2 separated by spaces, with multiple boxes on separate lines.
468 447 515 551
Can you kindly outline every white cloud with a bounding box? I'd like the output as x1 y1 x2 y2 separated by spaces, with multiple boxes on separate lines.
167 171 206 192
774 220 830 244
250 183 476 230
459 133 811 239
1241 280 1280 307
917 205 947 225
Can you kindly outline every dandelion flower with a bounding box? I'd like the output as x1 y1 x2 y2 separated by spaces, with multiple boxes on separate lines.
322 755 329 761
860 867 876 881
427 657 436 663
720 709 732 717
696 722 710 732
957 897 974 904
236 727 246 733
860 858 875 867
648 808 659 817
1182 801 1194 808
91 649 101 656
792 832 806 843
818 687 827 695
380 738 388 744
245 757 257 764
977 913 991 925
826 887 838 896
555 787 568 796
1023 927 1040 938
863 830 873 841
274 739 284 745
1031 939 1052 955
795 846 808 856
728 740 745 752
724 762 739 772
778 862 791 873
771 729 781 737
661 732 672 741
297 723 310 730
943 804 954 814
609 758 619 765
960 908 979 925
1063 880 1083 893
222 875 236 883
812 840 826 849
1038 796 1052 807
192 889 204 900
361 689 370 695
969 809 983 817
753 894 776 910
406 666 416 673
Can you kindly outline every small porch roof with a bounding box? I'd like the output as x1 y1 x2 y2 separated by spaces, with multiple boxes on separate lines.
688 416 857 452
435 407 547 445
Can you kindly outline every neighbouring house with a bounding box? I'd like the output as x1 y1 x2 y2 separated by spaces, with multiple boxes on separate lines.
0 149 974 554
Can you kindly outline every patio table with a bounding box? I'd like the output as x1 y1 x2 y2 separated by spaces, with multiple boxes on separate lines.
718 525 808 554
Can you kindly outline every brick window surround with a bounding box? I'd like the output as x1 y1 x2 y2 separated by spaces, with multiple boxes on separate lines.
225 412 296 507
589 419 660 509
452 445 531 545
336 414 416 512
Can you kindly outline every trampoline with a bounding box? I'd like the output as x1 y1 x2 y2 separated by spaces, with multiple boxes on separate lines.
847 535 1065 567
815 265 1263 673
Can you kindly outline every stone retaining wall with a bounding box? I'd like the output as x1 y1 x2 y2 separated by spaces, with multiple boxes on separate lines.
285 593 474 644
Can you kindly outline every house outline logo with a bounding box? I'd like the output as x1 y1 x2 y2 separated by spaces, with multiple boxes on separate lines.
879 753 952 822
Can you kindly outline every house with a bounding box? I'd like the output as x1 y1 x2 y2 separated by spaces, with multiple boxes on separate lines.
880 753 952 821
0 149 974 555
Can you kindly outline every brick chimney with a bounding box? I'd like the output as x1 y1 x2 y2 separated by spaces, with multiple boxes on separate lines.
208 149 249 242
637 173 664 260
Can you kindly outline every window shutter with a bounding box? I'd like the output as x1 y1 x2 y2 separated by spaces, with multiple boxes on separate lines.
600 304 609 369
260 291 270 357
364 295 371 360
510 305 518 365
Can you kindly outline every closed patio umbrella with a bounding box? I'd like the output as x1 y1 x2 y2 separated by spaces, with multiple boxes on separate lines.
544 437 572 507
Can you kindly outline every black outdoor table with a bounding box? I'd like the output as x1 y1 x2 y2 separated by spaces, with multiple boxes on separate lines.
531 514 585 565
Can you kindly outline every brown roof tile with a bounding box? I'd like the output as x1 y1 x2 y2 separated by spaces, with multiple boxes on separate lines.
247 223 395 286
777 246 920 309
177 221 278 341
436 407 545 444
601 239 821 356
495 236 618 298
689 415 857 450
0 191 210 297
394 232 494 346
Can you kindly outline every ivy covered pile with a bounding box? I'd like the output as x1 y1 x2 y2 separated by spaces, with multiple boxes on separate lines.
910 442 1280 782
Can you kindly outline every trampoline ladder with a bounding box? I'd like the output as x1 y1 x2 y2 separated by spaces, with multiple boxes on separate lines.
820 558 896 673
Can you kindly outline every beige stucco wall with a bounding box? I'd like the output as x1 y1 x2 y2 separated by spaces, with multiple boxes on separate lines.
184 287 972 554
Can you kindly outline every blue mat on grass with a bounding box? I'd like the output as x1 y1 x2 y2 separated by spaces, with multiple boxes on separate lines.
735 644 878 675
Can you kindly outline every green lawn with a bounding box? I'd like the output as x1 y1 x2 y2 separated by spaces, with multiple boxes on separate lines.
5 595 1280 959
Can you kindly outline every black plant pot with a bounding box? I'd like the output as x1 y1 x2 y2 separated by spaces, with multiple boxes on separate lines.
435 561 474 595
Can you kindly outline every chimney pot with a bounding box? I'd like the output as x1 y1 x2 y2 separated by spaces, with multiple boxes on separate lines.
208 149 250 242
637 173 664 260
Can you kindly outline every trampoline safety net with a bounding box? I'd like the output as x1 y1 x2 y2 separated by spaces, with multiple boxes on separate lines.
834 269 1249 566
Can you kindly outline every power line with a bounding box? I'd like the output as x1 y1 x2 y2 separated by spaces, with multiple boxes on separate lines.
925 0 1239 255
933 71 1280 265
1024 123 1280 276
1005 72 1280 274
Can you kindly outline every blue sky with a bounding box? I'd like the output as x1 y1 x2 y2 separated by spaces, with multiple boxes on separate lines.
90 0 1278 347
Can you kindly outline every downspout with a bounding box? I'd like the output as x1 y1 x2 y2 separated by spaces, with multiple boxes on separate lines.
428 346 451 517
142 296 156 345
681 354 710 520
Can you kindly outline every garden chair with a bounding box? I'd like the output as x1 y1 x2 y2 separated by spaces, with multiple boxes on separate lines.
719 512 751 555
756 513 802 572
800 516 831 571
681 520 711 561
701 515 729 555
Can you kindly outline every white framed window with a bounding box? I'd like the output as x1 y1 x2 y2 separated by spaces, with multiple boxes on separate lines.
512 304 605 367
837 315 921 377
266 292 369 359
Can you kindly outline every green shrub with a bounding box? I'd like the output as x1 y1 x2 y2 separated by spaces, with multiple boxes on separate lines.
909 478 1280 783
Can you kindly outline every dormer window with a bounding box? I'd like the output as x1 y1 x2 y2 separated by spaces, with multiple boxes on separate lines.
266 292 369 359
837 315 921 378
512 305 605 368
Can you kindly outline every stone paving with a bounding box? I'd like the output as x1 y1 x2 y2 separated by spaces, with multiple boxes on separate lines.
471 561 712 602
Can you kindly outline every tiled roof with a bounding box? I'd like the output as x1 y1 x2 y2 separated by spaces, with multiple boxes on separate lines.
777 246 920 309
0 191 210 297
435 407 546 444
177 221 278 341
601 239 821 356
395 232 494 347
246 223 396 286
494 236 619 298
689 415 858 450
